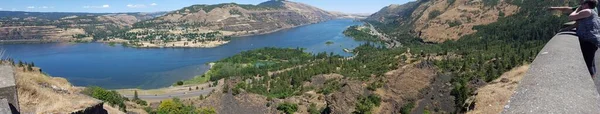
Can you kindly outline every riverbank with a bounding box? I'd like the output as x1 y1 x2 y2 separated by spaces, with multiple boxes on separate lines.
0 37 94 44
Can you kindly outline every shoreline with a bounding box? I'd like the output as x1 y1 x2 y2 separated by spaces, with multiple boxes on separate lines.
230 21 322 37
0 20 332 48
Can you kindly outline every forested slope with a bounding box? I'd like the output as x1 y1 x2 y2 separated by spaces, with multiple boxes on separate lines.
366 0 575 113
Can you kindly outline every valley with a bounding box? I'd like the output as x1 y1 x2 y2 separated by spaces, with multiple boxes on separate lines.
0 0 577 114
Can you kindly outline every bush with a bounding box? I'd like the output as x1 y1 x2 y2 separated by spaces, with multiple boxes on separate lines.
277 102 298 114
197 107 217 114
176 81 184 86
448 20 462 28
400 102 415 114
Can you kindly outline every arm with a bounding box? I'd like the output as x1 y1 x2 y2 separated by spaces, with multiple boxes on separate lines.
549 7 575 13
569 9 592 21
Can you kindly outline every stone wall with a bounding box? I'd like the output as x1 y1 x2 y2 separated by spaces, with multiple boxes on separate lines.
502 31 600 113
0 64 18 113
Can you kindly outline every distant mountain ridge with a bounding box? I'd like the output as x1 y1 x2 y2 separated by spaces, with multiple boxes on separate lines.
0 11 166 42
132 0 339 36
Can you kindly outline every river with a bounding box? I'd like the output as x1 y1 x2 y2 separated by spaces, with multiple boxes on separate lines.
0 19 365 89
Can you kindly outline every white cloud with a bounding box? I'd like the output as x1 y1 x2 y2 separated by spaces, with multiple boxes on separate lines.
11 8 16 11
0 8 3 10
83 4 110 9
39 6 54 9
150 3 158 6
127 4 146 8
24 6 54 9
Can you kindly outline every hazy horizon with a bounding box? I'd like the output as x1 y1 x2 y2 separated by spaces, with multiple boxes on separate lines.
0 0 412 14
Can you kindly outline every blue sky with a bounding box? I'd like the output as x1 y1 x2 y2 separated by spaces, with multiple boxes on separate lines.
0 0 412 14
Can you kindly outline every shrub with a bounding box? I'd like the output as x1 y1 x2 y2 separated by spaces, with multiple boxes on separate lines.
277 102 298 114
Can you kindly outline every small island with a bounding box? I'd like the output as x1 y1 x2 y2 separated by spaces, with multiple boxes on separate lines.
325 41 334 45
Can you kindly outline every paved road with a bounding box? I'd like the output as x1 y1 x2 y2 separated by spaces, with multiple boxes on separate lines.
122 87 215 101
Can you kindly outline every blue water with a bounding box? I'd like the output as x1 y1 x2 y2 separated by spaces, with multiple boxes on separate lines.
0 19 365 89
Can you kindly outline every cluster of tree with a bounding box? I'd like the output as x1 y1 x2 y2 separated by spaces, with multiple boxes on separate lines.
146 98 216 114
343 25 382 42
188 43 403 99
81 86 128 111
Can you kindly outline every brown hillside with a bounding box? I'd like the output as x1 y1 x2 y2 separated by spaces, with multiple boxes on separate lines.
413 0 519 43
141 1 337 37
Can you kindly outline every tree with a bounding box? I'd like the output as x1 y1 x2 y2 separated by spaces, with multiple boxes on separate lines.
157 99 181 113
134 90 139 100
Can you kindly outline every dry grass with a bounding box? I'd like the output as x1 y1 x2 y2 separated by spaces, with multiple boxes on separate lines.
14 65 111 113
376 64 436 114
104 104 126 114
466 65 530 114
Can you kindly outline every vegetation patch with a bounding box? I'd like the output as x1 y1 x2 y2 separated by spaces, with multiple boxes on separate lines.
318 79 342 95
428 10 442 19
354 94 381 114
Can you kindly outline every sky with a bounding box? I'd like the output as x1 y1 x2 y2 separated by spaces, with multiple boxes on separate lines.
0 0 412 14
